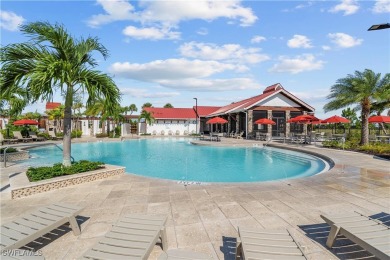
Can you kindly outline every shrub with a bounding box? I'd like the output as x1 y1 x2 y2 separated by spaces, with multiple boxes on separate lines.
140 133 151 136
71 130 82 138
96 133 108 138
0 148 18 153
26 160 105 182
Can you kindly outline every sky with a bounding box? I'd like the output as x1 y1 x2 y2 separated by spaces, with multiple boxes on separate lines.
1 0 390 119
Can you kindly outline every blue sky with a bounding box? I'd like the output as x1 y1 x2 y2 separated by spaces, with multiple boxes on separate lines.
1 0 389 119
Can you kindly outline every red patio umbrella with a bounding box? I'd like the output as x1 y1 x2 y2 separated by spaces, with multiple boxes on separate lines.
13 119 39 126
287 114 320 123
322 115 350 124
368 115 390 123
254 118 276 125
206 117 228 124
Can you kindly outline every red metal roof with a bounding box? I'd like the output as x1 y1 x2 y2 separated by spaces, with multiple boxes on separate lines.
194 106 221 117
46 102 61 110
209 83 314 116
144 107 196 119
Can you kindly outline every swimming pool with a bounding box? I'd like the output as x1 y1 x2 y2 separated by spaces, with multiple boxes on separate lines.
24 138 328 183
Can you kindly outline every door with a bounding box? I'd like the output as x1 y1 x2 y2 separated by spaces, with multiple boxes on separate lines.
272 117 286 137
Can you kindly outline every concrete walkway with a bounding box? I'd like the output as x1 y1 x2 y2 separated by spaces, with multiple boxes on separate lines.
0 137 389 259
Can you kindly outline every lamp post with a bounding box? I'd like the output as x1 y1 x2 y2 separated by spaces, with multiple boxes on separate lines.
193 98 198 134
368 23 390 31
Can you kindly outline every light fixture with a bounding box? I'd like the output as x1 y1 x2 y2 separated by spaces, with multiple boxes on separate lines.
368 23 390 31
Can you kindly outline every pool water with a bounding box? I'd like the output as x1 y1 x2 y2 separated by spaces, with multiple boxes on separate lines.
24 138 328 183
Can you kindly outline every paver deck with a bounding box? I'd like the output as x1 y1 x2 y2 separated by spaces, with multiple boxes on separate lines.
1 137 389 259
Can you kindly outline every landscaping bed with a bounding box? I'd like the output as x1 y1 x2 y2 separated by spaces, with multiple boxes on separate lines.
26 160 105 182
322 141 390 160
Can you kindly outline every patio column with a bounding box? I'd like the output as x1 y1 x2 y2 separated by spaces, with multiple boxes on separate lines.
248 110 253 137
267 110 272 134
236 114 240 133
228 115 231 133
286 110 291 136
303 111 308 134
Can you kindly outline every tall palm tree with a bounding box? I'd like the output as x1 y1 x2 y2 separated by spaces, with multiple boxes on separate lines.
324 69 390 145
1 22 121 166
139 110 155 134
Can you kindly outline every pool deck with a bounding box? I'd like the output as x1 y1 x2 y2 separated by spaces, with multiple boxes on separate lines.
1 136 389 259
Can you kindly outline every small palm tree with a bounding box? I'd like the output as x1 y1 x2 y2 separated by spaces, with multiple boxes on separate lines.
1 22 121 166
139 110 155 130
324 69 390 145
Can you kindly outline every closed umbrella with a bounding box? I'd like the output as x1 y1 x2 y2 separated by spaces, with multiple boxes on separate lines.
254 118 276 125
13 119 39 126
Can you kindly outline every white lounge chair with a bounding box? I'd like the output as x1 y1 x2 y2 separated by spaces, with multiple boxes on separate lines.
175 130 180 135
48 131 62 140
83 214 167 260
12 131 33 142
1 203 83 250
29 131 45 142
161 130 165 135
321 211 390 259
236 227 307 260
0 132 18 145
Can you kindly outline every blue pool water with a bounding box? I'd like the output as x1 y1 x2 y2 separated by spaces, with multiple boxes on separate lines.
23 138 328 183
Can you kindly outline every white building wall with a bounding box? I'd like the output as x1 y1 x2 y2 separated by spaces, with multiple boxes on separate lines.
257 93 301 107
143 119 197 135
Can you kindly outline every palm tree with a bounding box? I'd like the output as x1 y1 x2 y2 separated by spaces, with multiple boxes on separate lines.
85 98 107 134
139 110 155 133
324 69 390 145
1 22 121 166
46 105 65 133
128 104 138 115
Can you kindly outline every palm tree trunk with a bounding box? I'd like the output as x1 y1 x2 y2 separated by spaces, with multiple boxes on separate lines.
360 101 370 145
63 88 73 166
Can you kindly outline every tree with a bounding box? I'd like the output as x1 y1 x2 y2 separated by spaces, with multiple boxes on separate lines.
139 110 155 125
1 22 121 166
46 105 65 133
324 69 390 145
142 102 153 108
128 104 138 115
341 107 358 127
164 103 173 108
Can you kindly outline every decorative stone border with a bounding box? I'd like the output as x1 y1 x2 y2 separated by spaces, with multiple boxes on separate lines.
0 151 29 162
10 164 125 199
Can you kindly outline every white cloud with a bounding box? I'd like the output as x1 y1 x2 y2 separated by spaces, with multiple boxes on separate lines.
269 54 325 74
372 0 390 13
322 45 331 51
179 42 270 64
0 10 25 31
87 0 136 27
123 26 180 40
137 0 257 27
250 35 266 44
328 33 363 48
121 88 180 98
329 0 359 15
287 35 313 49
109 59 240 81
88 0 257 28
157 78 261 91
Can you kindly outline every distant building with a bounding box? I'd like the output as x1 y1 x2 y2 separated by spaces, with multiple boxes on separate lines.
208 83 315 138
141 107 220 135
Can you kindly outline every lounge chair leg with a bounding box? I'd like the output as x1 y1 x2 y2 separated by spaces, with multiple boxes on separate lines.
69 215 81 235
326 224 340 248
160 226 168 251
235 239 242 260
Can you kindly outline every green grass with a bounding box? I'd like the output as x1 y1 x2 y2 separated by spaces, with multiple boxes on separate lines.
26 160 105 182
